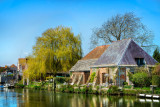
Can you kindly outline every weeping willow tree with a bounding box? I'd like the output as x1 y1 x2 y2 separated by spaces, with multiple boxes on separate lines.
24 26 82 80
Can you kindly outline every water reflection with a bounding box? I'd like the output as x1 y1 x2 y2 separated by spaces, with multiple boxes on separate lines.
0 88 160 107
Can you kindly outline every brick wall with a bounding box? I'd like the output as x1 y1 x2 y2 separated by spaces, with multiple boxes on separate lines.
71 71 90 84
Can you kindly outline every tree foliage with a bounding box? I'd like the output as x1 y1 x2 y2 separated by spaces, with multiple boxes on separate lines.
90 12 156 52
153 48 160 63
24 26 82 80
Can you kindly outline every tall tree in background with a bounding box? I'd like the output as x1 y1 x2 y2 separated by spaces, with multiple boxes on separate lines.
90 12 156 52
153 48 160 63
24 26 82 80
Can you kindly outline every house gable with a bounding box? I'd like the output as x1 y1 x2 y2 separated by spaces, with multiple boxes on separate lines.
119 40 157 66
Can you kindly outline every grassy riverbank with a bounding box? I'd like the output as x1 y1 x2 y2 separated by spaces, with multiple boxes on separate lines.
14 81 160 96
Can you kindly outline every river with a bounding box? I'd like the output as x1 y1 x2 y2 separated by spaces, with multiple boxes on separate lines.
0 88 160 107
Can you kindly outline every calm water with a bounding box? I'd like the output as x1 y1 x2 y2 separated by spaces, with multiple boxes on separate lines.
0 88 160 107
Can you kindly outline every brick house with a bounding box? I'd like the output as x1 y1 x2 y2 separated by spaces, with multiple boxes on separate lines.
70 38 157 86
90 39 157 86
70 45 109 85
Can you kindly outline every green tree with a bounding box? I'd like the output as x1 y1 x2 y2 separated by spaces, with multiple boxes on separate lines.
24 26 82 80
90 12 156 52
153 48 160 63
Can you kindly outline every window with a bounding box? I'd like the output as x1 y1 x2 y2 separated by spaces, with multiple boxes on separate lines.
135 58 145 66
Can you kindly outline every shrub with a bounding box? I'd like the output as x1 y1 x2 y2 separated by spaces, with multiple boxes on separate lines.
107 85 119 94
34 86 41 89
132 72 151 87
67 85 74 93
152 75 160 87
74 88 81 93
81 86 87 93
155 90 160 94
152 63 160 75
123 82 128 85
90 72 96 83
123 89 137 95
124 85 132 89
87 85 93 93
15 83 25 88
59 85 74 93
54 77 70 84
60 85 67 92
96 86 99 90
46 76 53 80
128 72 133 81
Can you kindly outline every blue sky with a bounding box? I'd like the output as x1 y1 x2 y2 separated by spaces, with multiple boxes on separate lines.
0 0 160 66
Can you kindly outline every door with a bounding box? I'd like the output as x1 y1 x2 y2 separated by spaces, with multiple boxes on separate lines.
119 68 126 86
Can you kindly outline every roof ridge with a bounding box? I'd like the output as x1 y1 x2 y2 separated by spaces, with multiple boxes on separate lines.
95 45 110 48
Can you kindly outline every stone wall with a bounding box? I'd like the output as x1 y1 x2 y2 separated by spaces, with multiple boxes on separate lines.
91 67 117 85
71 71 90 84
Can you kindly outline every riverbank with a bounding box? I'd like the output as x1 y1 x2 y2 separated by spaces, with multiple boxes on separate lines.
14 81 160 96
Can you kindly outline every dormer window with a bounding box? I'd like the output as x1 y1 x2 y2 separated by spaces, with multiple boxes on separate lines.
135 58 145 66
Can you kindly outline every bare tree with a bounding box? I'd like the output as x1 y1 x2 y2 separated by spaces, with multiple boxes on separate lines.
90 12 156 53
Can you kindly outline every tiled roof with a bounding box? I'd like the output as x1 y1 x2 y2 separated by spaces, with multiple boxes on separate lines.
10 64 17 68
70 59 97 72
94 39 131 66
93 38 157 67
81 45 110 60
70 45 109 72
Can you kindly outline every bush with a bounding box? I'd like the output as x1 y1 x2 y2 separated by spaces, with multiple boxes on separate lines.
87 85 93 93
34 86 41 89
123 89 137 95
60 85 67 92
54 77 70 84
107 85 119 94
60 85 74 93
90 72 96 83
15 83 24 88
132 72 151 87
81 86 87 93
124 85 132 89
123 82 128 85
67 85 74 93
155 90 160 94
46 76 53 80
152 75 160 86
74 87 81 93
